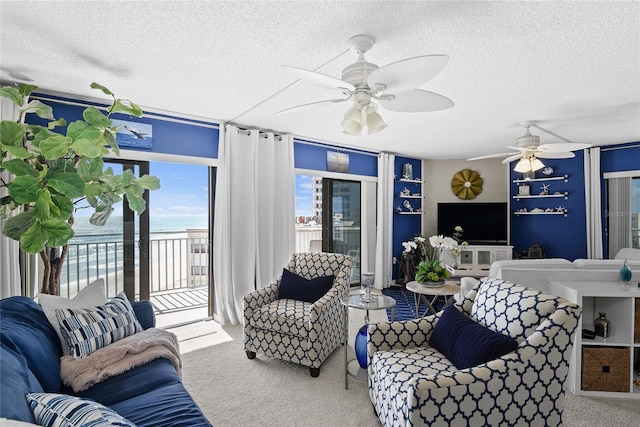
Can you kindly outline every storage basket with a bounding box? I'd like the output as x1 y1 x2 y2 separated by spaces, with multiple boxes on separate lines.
581 346 630 392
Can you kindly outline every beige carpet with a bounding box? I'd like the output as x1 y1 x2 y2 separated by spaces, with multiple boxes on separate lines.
172 309 640 427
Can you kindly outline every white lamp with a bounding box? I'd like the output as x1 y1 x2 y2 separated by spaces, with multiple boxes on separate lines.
365 103 387 135
514 154 545 173
341 106 362 135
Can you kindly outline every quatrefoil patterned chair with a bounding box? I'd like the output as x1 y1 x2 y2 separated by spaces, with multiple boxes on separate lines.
368 277 582 427
243 252 352 377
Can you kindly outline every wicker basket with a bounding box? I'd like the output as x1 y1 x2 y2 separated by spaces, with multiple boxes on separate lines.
582 346 630 392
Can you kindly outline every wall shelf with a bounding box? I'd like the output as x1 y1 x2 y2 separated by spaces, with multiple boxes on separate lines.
512 175 569 184
396 211 423 215
399 195 422 199
514 211 568 216
398 178 423 183
513 192 568 200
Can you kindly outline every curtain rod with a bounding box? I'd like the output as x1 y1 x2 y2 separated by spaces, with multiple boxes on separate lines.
234 128 283 140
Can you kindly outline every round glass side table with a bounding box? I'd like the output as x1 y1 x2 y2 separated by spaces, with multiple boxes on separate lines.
340 292 396 389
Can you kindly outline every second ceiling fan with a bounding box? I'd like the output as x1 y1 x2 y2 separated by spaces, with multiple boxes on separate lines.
468 121 592 172
278 34 454 135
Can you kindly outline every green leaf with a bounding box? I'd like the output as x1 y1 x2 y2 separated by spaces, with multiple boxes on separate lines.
18 84 38 97
9 175 41 204
0 87 24 106
67 121 101 143
41 219 73 247
2 145 30 159
51 195 73 220
90 201 114 226
83 182 103 198
30 126 57 147
108 99 143 117
47 118 67 130
71 138 103 158
20 221 48 253
47 171 85 198
40 135 72 159
83 106 112 127
124 186 145 213
90 157 104 177
0 121 23 146
90 82 113 96
34 189 51 219
136 175 161 190
22 100 54 120
2 210 36 241
1 159 39 177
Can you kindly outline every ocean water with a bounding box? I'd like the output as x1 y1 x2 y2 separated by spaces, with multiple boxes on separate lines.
62 215 208 293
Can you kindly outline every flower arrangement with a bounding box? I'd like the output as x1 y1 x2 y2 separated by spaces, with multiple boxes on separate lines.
406 229 467 283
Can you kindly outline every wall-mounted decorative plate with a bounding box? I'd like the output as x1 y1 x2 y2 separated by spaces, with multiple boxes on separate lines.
451 169 484 200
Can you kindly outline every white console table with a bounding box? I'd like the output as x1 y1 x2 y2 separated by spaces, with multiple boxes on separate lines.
460 245 513 266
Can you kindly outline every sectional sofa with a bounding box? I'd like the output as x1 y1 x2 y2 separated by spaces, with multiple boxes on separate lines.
0 296 212 426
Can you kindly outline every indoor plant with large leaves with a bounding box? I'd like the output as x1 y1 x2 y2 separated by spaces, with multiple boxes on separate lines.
0 82 160 295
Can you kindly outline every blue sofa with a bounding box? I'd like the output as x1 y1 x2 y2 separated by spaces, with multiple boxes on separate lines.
0 296 212 426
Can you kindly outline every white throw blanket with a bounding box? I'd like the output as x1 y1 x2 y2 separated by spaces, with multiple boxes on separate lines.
60 328 182 392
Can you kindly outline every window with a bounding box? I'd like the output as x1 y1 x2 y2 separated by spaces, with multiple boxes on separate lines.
632 177 640 249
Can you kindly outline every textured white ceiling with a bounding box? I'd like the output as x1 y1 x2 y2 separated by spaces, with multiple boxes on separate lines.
1 1 639 160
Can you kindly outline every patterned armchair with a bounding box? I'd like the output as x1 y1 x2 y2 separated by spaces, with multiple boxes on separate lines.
368 277 582 427
243 252 352 377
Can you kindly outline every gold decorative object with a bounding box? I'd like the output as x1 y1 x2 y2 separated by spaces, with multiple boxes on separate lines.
451 169 484 200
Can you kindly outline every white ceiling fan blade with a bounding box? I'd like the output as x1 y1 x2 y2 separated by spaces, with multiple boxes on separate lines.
367 55 449 94
537 142 592 152
275 98 348 115
467 152 519 161
282 65 355 92
535 151 575 159
501 153 525 164
379 89 454 112
506 145 537 152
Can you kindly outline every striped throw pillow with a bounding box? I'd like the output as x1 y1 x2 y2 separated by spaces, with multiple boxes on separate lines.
55 292 143 359
27 393 136 427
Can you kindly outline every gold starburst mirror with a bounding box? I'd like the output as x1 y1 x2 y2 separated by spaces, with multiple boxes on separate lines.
451 169 484 200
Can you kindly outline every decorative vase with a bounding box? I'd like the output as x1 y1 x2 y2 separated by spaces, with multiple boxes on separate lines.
355 325 368 369
620 260 632 282
361 272 375 302
594 312 611 338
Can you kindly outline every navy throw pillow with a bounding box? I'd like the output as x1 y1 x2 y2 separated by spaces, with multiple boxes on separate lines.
278 268 335 303
430 305 518 369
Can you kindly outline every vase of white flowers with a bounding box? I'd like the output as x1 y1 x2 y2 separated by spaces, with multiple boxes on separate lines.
415 234 465 285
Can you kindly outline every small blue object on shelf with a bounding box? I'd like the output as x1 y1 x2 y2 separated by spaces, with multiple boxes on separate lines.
355 325 368 369
620 260 632 282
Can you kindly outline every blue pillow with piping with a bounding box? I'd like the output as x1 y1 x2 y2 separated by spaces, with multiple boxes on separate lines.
430 305 518 369
278 268 335 303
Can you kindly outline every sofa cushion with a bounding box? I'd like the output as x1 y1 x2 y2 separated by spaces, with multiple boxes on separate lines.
430 305 518 369
489 258 574 277
38 279 108 356
27 393 136 427
0 297 62 392
56 292 143 359
278 268 334 303
110 382 212 427
250 298 310 338
0 345 44 423
572 258 640 270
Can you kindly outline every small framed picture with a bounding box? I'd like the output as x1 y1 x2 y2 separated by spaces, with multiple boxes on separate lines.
518 185 530 196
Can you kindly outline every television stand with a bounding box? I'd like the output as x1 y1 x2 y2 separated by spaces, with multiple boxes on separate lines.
460 245 513 266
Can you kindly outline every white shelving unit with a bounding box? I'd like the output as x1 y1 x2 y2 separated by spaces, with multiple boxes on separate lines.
512 175 569 183
512 175 569 216
547 281 640 399
395 177 423 215
513 192 568 200
459 245 513 266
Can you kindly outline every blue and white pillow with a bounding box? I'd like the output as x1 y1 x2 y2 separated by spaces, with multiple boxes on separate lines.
27 393 136 427
55 292 142 359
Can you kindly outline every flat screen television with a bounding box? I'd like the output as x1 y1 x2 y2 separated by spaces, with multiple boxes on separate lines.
437 202 508 245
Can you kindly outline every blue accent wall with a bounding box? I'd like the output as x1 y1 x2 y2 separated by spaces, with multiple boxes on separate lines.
29 95 219 159
510 152 587 260
392 156 423 279
293 139 377 176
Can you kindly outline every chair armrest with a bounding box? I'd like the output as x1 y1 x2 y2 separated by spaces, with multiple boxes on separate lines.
367 314 440 354
243 282 279 321
132 300 155 330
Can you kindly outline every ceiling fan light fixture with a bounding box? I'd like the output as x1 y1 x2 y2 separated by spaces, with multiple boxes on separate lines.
513 155 545 173
366 110 387 135
341 106 362 135
530 156 545 172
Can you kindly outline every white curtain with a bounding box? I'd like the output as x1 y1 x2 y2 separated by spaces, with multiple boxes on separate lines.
0 97 23 298
213 125 295 325
607 177 632 258
374 152 395 289
360 181 377 276
585 148 603 258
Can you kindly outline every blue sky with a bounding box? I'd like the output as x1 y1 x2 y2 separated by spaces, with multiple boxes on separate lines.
148 162 208 216
295 175 314 217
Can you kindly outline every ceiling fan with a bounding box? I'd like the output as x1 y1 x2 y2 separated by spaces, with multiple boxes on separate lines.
277 34 454 135
468 121 592 172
